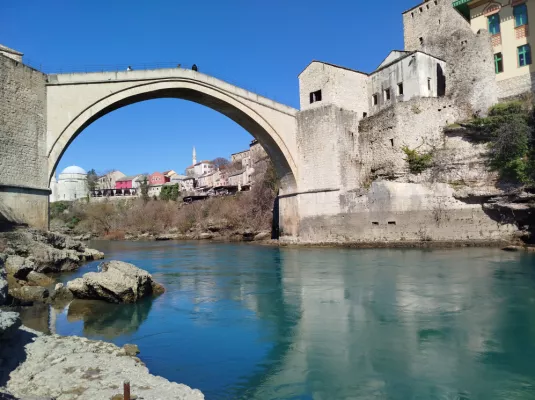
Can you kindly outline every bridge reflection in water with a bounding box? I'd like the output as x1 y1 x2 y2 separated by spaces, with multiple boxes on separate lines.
21 241 535 399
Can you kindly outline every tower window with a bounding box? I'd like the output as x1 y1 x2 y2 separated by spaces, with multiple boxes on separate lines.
488 13 500 35
309 90 322 104
372 94 378 105
384 88 391 101
397 83 404 95
363 112 368 118
428 78 432 91
518 44 532 67
419 37 424 45
514 4 528 27
494 53 503 73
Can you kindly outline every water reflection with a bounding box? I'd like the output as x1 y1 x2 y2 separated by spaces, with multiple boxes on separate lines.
66 298 153 339
22 241 535 399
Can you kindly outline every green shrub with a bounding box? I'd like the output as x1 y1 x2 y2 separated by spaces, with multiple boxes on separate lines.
50 201 70 219
66 216 81 230
402 146 433 174
458 100 534 184
488 101 525 117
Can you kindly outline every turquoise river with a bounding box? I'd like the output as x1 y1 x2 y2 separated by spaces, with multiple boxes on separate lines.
20 241 535 399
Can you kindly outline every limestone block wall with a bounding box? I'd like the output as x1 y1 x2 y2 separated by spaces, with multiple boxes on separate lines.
296 105 360 193
358 97 460 182
295 181 515 244
402 0 497 116
497 72 535 100
298 62 369 117
0 55 47 188
0 54 49 229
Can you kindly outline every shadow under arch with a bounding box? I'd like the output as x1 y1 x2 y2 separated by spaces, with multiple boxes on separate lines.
47 79 298 194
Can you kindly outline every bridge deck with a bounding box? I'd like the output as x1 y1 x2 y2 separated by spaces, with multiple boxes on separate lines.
47 68 298 116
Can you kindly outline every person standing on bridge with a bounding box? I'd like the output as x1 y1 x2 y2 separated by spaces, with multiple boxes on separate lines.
192 64 198 71
127 66 133 71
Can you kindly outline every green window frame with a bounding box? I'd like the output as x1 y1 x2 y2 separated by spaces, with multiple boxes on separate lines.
488 13 501 35
494 53 503 74
514 3 528 27
518 44 532 67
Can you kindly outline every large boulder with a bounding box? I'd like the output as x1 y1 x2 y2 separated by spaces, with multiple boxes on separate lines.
26 271 55 287
50 283 74 306
5 255 35 280
254 231 271 241
9 286 49 303
0 229 105 273
67 261 165 303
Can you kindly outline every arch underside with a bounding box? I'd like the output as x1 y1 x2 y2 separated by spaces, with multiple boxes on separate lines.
48 82 297 193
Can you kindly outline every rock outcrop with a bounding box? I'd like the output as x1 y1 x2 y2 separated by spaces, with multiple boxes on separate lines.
0 326 204 400
0 228 104 274
67 261 165 303
8 287 49 304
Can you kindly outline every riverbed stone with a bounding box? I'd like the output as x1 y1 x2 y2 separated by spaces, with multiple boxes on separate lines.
122 344 140 356
5 256 34 280
50 283 74 306
67 261 163 303
9 286 49 303
81 247 104 261
199 233 213 240
254 232 271 241
26 271 55 287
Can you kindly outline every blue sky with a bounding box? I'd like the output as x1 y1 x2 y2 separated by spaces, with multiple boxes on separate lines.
1 0 417 176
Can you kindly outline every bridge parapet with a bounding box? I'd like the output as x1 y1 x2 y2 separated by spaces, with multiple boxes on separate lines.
47 68 297 117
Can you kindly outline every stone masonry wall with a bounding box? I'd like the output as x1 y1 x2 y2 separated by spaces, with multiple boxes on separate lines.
358 97 460 183
0 55 47 188
497 72 535 100
403 0 497 116
0 54 48 228
299 62 369 116
296 105 360 193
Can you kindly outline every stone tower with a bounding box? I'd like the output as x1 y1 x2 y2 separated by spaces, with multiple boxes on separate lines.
192 146 197 165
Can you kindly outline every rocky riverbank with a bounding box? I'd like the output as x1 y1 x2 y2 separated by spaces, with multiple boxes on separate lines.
0 228 104 306
0 317 204 400
0 227 204 399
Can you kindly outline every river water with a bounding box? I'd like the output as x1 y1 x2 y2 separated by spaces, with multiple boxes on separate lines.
20 241 535 399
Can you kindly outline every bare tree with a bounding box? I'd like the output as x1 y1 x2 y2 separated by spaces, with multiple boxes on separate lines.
212 157 230 170
97 170 119 190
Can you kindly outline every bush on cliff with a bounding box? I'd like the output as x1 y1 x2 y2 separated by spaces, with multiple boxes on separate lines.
402 146 434 174
461 99 535 184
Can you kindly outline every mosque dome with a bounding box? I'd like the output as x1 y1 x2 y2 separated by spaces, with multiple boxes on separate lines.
61 165 87 175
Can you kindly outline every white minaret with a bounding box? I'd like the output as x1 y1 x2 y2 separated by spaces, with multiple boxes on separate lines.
192 146 197 165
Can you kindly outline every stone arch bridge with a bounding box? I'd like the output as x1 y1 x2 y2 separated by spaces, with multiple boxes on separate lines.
46 68 299 194
1 59 307 238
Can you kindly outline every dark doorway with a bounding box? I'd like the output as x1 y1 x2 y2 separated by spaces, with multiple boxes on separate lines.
437 64 446 97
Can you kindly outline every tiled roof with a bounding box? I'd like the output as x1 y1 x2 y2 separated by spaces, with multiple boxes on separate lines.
116 175 142 182
170 174 189 180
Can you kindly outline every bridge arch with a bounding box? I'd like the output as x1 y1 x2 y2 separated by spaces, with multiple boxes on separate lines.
46 70 299 195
